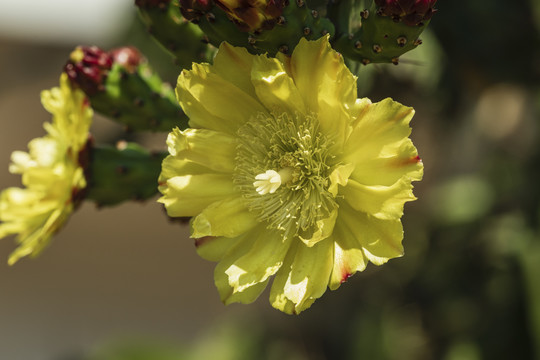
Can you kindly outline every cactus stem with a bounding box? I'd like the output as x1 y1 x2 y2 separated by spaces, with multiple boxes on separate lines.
303 27 311 36
360 9 369 19
202 35 210 44
278 45 289 54
372 44 382 53
311 10 318 18
112 110 121 118
391 57 399 65
414 38 423 46
354 40 363 49
397 36 407 47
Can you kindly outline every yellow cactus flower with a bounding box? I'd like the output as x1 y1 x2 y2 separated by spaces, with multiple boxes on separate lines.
158 36 423 314
0 73 92 265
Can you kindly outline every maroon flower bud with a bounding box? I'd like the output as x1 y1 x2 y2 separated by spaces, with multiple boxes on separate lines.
375 0 437 26
64 46 113 95
109 47 144 74
179 0 213 22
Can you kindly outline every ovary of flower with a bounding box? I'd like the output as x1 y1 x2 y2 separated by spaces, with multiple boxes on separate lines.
253 168 294 195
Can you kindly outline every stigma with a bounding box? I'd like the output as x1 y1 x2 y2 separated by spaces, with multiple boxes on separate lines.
253 167 294 195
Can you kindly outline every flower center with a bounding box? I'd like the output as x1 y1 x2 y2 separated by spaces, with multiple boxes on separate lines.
234 112 337 238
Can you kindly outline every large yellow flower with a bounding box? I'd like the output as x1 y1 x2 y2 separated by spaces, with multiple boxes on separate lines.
0 73 92 265
158 36 423 314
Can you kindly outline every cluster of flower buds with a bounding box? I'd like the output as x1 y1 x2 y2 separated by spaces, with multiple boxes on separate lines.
64 46 113 95
374 0 437 26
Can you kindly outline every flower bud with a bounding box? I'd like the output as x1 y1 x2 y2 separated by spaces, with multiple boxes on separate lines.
64 46 113 95
109 46 144 74
214 0 285 31
374 0 437 26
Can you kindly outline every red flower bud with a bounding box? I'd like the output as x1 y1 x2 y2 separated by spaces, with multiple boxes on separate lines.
109 47 144 74
64 46 113 95
375 0 437 26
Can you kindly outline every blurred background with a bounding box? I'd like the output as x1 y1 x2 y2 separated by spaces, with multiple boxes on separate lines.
1 0 540 359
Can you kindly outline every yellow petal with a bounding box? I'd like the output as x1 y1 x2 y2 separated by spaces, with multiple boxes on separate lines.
270 239 333 314
158 173 236 217
213 42 257 99
299 209 337 247
338 200 404 265
167 127 237 173
213 226 291 304
350 139 423 187
328 220 368 290
250 55 306 115
191 196 258 238
345 98 415 162
340 177 418 220
176 63 268 134
289 36 356 141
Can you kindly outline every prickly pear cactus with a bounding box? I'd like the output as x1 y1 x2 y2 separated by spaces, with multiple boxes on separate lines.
65 46 188 132
333 0 435 64
179 0 334 56
135 0 212 69
249 0 336 55
85 142 167 207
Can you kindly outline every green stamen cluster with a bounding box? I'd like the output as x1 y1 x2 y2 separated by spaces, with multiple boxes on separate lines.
234 112 337 238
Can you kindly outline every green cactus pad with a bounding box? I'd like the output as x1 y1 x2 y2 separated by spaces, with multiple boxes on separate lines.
249 0 336 56
86 142 167 207
88 62 188 132
136 0 212 69
333 2 429 64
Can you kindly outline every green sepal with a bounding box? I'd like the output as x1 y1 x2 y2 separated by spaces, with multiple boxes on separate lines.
85 143 166 207
88 62 189 132
136 0 213 69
